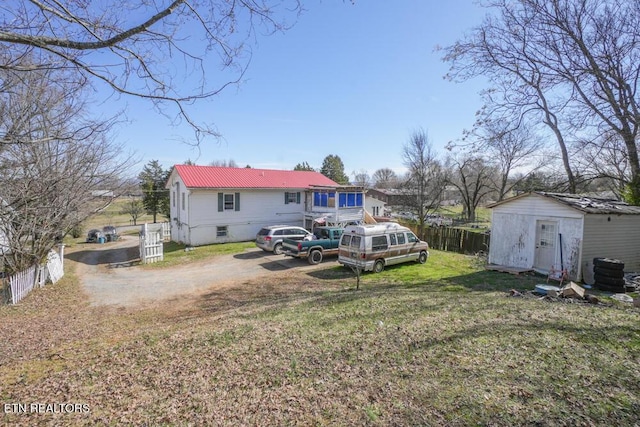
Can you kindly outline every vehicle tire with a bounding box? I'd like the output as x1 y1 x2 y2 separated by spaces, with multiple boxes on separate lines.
594 274 626 287
273 243 283 255
418 251 428 264
373 259 385 273
595 281 626 293
593 258 625 270
593 266 625 278
308 250 323 265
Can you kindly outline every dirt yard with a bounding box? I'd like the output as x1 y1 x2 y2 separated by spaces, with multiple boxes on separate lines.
67 236 331 307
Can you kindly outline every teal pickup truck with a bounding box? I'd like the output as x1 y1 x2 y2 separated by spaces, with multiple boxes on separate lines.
282 227 344 265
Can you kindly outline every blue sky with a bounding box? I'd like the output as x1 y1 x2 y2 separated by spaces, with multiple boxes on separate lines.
110 1 489 178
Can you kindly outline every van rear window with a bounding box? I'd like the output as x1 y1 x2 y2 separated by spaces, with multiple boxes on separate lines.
350 235 361 248
341 234 351 246
372 236 388 251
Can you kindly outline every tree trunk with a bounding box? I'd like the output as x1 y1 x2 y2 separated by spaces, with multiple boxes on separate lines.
622 132 640 204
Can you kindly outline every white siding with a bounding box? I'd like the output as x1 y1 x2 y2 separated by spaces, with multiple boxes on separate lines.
582 214 640 283
167 175 190 244
365 196 386 217
489 195 584 279
491 193 583 219
187 189 306 245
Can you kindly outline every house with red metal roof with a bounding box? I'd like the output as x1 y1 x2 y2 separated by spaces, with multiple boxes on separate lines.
165 165 366 245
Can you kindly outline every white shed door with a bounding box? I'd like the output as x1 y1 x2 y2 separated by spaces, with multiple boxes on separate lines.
534 221 557 271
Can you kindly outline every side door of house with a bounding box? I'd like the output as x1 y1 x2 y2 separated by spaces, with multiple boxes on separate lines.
534 220 557 272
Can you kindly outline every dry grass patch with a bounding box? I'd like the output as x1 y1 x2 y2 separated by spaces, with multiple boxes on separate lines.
1 253 639 426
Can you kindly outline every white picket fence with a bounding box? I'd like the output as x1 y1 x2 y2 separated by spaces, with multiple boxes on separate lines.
8 265 38 305
139 223 164 264
6 246 65 305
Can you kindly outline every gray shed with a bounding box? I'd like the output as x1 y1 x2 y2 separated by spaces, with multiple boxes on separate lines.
488 192 640 283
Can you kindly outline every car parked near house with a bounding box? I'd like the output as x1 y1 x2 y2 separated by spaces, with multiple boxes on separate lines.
338 223 429 273
255 225 312 254
282 226 344 264
86 229 104 243
102 226 119 242
425 214 453 227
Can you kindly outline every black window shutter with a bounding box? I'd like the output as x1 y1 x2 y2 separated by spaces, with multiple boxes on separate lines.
296 192 301 204
235 192 240 211
218 193 223 212
284 192 289 204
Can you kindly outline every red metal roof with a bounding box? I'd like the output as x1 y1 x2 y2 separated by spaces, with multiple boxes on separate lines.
173 164 339 189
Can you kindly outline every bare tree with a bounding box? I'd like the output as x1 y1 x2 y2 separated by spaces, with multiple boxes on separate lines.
476 119 546 200
573 133 631 197
442 0 640 201
371 168 399 189
402 130 446 236
0 67 131 273
446 154 496 222
0 1 302 143
209 159 238 168
120 199 146 226
442 5 577 193
352 169 371 188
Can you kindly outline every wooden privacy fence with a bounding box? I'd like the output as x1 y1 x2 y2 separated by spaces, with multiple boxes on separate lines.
419 227 490 255
139 223 164 264
4 246 65 305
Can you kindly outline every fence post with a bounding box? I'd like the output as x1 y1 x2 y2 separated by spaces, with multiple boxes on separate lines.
57 244 65 269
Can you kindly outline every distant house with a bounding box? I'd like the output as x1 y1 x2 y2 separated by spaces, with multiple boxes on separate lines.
488 192 640 283
365 191 387 217
165 165 366 245
367 188 414 208
367 186 459 210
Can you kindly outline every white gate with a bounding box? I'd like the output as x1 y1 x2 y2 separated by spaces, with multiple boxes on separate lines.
139 223 164 264
161 222 171 241
46 249 64 284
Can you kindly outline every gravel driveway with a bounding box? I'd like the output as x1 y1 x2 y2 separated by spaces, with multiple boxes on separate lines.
70 236 329 307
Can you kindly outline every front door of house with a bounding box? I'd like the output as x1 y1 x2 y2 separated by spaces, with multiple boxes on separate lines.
534 221 557 272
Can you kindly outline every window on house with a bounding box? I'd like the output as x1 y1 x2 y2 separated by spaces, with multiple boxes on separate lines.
181 193 185 210
224 193 235 210
285 192 301 204
218 192 240 212
313 192 335 207
172 191 176 207
216 226 228 237
338 192 363 207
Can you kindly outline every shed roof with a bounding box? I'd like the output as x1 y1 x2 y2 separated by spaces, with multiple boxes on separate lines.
489 192 640 215
169 164 339 189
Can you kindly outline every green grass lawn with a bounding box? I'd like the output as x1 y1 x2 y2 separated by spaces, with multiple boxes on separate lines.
151 240 256 268
1 248 638 426
82 197 157 231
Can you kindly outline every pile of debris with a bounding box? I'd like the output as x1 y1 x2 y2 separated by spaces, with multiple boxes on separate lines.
509 281 640 307
624 273 640 292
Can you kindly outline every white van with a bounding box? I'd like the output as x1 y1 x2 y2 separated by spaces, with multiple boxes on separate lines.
338 223 429 273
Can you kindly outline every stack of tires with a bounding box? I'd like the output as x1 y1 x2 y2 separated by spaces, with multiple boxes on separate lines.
593 258 626 293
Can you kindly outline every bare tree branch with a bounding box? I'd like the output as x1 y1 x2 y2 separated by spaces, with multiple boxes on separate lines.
0 0 302 142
